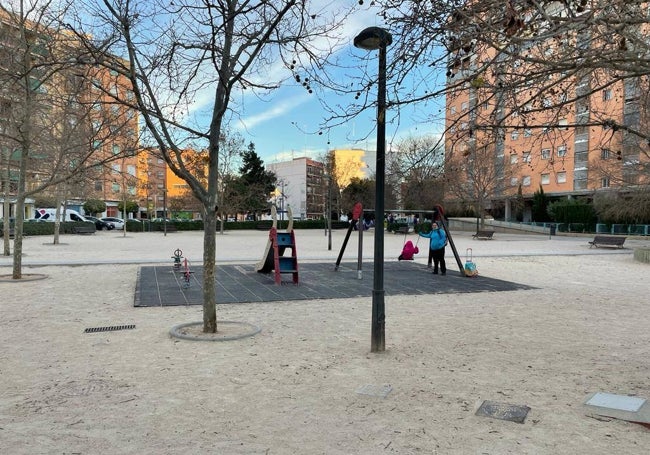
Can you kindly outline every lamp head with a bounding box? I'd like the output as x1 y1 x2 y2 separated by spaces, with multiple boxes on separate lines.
354 26 392 50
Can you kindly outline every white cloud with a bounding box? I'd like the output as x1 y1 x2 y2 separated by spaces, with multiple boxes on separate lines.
236 93 311 131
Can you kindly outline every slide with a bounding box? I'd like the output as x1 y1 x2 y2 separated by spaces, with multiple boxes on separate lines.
255 206 294 274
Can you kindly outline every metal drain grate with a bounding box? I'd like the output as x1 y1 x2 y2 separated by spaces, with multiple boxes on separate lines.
84 324 135 333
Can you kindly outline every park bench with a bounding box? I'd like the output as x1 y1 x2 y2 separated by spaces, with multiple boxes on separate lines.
588 235 626 248
0 228 15 238
395 225 410 234
163 224 177 232
472 230 495 240
71 225 96 235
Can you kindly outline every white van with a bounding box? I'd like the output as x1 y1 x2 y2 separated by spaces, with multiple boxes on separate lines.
34 208 89 223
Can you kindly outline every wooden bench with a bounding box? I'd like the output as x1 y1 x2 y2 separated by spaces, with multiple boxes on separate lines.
395 225 410 234
72 225 96 235
588 235 626 248
256 223 272 231
472 230 495 240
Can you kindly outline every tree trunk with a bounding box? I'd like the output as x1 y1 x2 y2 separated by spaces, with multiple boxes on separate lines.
12 195 25 279
202 209 218 333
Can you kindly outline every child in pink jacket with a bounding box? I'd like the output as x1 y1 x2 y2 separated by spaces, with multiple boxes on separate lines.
398 240 419 261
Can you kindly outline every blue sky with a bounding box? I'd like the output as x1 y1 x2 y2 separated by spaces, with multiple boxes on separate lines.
180 3 445 166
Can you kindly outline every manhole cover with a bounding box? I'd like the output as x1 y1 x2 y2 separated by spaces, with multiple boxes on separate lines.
475 400 530 423
356 384 393 398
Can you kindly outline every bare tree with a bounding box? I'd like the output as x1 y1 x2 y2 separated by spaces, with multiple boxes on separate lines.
324 1 650 218
70 0 354 333
388 135 445 210
445 132 514 227
1 1 136 277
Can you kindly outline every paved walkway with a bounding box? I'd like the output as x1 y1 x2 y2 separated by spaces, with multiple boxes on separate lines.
3 227 643 305
1 228 642 268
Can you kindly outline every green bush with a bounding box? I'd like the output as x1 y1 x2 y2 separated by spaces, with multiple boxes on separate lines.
548 198 596 225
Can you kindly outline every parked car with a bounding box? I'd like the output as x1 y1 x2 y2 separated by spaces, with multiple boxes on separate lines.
85 215 114 230
100 217 125 230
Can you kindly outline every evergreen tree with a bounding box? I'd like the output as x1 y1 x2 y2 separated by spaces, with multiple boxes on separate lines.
531 186 550 222
237 143 276 217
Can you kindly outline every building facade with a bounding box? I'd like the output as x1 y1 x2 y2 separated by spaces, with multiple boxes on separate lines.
267 157 325 219
0 8 140 220
444 4 649 221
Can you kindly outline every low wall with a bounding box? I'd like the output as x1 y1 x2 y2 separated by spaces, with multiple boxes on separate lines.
633 248 650 264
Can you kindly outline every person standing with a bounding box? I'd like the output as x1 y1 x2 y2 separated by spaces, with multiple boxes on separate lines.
419 221 447 275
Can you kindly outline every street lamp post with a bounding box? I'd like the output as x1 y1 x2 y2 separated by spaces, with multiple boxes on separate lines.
354 26 392 353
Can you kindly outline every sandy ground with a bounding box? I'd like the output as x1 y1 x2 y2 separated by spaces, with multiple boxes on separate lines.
0 228 649 454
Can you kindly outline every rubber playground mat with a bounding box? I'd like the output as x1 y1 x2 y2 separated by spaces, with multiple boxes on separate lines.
134 261 535 307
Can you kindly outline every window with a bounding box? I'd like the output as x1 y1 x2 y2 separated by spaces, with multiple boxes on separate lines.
557 171 567 183
112 144 120 155
522 176 531 186
601 148 611 159
541 148 551 159
156 171 164 179
510 154 518 164
543 98 552 107
601 177 610 188
557 145 567 157
523 151 531 163
450 105 457 114
127 165 136 176
510 177 518 186
602 89 612 101
111 182 120 192
94 181 103 191
112 164 121 174
524 128 532 137
511 130 519 140
461 101 468 111
541 173 550 184
558 118 568 130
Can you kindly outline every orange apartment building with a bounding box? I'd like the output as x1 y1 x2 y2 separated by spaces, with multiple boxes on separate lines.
0 7 140 219
444 6 648 222
135 147 206 220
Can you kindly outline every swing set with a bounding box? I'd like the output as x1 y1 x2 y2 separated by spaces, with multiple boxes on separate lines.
334 203 466 276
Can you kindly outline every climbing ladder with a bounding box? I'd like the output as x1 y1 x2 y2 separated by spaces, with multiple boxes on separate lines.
270 226 299 285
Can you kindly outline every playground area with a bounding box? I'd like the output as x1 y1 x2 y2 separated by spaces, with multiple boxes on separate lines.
1 229 649 453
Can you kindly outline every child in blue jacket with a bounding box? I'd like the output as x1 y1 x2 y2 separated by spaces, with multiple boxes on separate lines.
419 222 447 275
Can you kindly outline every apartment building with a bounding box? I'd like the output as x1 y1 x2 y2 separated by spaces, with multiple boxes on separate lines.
267 157 325 219
0 7 139 219
444 4 648 221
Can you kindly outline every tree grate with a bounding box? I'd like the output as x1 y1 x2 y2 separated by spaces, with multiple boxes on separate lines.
84 324 136 333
